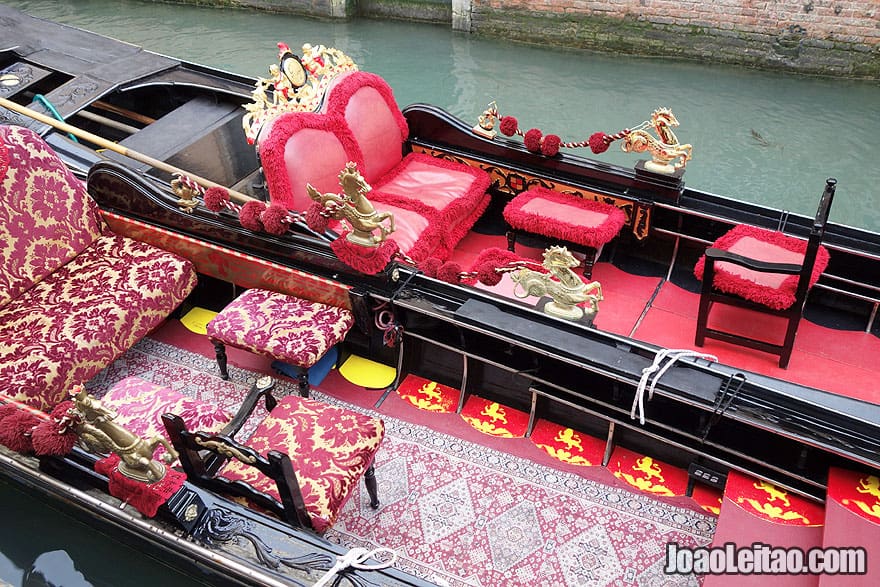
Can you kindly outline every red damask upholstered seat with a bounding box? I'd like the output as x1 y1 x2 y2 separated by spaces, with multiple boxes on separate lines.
206 288 354 397
0 125 197 411
163 378 384 534
694 179 836 368
101 376 232 463
503 187 627 279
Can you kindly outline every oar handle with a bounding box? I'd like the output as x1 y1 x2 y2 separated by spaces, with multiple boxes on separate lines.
0 96 255 205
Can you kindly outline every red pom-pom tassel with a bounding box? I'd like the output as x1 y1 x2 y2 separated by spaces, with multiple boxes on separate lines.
239 200 266 231
420 257 442 278
499 116 519 137
541 134 561 157
262 204 289 235
524 128 543 152
203 187 230 212
477 263 503 286
589 132 611 154
0 410 41 453
305 202 330 232
437 261 462 284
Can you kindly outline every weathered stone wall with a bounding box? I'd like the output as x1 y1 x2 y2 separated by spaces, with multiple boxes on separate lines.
465 1 880 78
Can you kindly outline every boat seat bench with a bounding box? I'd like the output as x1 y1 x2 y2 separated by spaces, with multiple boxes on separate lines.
206 288 354 397
503 187 628 279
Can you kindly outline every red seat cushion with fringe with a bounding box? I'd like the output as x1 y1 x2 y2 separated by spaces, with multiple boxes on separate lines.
218 394 384 533
503 187 627 249
694 224 830 311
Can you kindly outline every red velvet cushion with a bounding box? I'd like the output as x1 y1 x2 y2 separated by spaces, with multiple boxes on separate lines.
207 289 354 368
324 71 408 184
218 395 384 533
694 224 830 310
0 234 197 411
0 125 105 309
503 187 627 249
259 112 364 211
102 376 232 463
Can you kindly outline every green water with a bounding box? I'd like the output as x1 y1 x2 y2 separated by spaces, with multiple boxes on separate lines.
3 0 880 232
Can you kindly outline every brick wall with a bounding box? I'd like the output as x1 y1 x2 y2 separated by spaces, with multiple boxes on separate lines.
468 0 880 77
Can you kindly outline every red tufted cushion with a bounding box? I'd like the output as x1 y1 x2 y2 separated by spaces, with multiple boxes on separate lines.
503 187 627 249
0 234 198 411
101 376 232 463
218 395 384 533
0 125 105 309
207 289 354 369
694 224 830 311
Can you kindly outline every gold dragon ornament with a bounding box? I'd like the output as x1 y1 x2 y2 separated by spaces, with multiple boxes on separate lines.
510 246 603 321
621 107 693 174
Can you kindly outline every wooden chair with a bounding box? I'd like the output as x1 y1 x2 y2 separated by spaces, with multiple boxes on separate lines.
694 178 836 368
162 377 384 534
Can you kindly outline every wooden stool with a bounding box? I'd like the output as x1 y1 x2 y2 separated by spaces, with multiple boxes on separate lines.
503 187 627 279
207 289 354 397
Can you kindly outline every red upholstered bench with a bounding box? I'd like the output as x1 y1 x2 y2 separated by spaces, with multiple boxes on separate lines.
503 187 627 279
207 289 354 397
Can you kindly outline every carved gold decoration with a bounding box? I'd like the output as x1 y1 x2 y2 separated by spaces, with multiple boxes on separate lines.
306 162 395 247
194 437 257 464
71 387 178 483
621 107 693 174
473 100 498 139
171 176 200 213
243 42 358 144
510 246 603 321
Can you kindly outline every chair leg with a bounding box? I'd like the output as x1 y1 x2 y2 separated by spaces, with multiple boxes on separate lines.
581 247 597 280
506 230 517 252
779 316 801 369
296 367 310 398
363 463 380 509
213 341 229 380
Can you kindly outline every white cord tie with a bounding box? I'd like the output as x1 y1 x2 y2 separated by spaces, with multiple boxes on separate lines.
630 349 717 425
313 547 397 587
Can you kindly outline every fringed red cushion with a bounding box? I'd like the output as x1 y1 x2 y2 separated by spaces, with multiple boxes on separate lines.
218 395 384 533
207 289 354 369
503 187 627 249
694 224 830 311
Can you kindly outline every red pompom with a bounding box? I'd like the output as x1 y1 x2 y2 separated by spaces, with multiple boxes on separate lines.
262 204 289 235
541 134 561 157
239 200 266 231
477 263 503 286
499 116 519 137
589 132 610 154
0 410 41 453
524 128 543 152
437 261 463 284
420 257 442 278
32 419 78 456
305 202 329 232
203 187 230 212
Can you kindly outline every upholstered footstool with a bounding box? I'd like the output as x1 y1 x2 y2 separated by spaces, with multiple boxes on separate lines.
206 288 354 397
503 187 627 279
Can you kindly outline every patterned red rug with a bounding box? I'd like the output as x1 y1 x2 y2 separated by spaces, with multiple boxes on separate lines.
88 336 716 587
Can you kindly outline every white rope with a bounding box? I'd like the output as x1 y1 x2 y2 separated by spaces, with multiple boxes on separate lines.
630 349 717 425
312 546 397 587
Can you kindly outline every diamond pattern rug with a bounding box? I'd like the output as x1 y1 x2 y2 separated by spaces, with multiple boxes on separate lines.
89 337 715 586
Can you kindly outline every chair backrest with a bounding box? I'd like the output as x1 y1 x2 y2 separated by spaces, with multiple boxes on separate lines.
794 177 836 304
323 71 409 184
161 412 314 530
257 111 363 211
0 125 104 308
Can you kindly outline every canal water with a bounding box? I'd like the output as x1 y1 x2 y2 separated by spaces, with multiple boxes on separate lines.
4 0 880 232
0 1 879 584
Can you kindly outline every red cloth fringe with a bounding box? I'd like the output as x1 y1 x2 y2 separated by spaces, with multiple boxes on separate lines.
331 236 399 275
95 454 186 518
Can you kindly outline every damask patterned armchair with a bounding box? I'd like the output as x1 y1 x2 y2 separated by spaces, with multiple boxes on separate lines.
0 125 197 410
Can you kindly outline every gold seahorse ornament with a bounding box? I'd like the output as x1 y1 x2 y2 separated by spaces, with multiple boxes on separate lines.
510 246 603 321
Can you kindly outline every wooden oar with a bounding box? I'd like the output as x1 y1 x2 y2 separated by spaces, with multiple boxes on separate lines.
0 96 256 205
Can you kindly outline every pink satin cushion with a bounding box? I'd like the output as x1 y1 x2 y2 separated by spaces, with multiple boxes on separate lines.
218 394 384 533
101 376 232 462
694 224 830 310
372 155 482 213
325 72 408 183
0 125 105 308
207 289 354 368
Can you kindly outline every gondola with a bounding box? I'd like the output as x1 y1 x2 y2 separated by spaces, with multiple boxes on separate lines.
2 4 879 585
